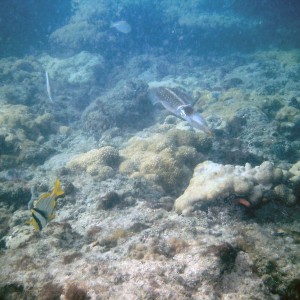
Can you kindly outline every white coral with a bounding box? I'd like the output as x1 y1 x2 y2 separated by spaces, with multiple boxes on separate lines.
175 160 286 215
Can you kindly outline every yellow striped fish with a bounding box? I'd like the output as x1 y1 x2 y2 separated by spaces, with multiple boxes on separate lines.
29 179 64 231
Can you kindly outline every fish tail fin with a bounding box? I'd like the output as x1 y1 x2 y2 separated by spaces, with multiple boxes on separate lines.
27 218 40 231
53 178 64 197
49 214 56 221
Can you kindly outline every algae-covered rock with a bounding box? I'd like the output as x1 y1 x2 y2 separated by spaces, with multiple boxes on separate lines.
275 106 300 140
275 106 300 122
0 57 44 106
58 126 72 136
39 51 104 86
66 146 120 180
80 80 152 138
0 104 56 169
119 126 211 192
0 182 31 208
49 21 105 53
174 160 289 214
4 225 33 250
273 184 296 206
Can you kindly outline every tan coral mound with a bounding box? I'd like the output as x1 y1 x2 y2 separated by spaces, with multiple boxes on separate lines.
66 146 120 180
119 126 211 192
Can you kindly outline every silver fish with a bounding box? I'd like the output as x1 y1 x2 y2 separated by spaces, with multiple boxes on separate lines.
45 71 53 102
148 87 211 134
111 20 132 34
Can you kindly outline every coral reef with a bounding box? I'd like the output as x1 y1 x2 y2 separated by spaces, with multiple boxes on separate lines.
98 228 131 251
49 21 105 54
0 166 299 300
119 126 211 193
288 160 300 203
207 100 294 165
0 283 26 300
174 160 294 215
276 104 300 141
80 80 152 138
0 104 57 169
1 4 300 297
129 237 188 260
40 282 63 300
34 51 106 122
0 181 30 207
289 160 300 180
97 191 121 210
39 52 104 87
234 220 300 299
0 57 44 106
66 146 120 180
64 284 88 300
66 0 300 57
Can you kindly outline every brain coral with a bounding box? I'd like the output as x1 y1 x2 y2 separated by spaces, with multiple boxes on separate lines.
174 160 290 215
66 146 120 180
119 126 211 192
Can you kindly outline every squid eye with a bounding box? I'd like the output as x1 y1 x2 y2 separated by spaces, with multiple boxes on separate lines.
183 105 194 115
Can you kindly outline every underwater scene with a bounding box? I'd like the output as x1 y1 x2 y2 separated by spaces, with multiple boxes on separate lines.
0 0 300 299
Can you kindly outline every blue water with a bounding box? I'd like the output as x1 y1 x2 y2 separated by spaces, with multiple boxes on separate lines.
0 0 300 57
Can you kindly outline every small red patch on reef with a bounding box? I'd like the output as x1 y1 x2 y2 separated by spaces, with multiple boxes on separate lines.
237 198 251 207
